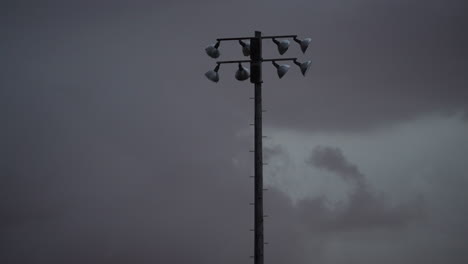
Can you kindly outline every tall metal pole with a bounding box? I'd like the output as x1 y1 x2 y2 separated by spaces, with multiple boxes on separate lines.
250 30 263 264
206 31 310 264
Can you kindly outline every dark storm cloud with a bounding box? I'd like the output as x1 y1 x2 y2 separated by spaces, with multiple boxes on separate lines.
264 145 287 163
264 0 468 131
296 183 425 233
302 145 424 232
266 143 424 233
1 1 309 263
2 0 468 133
1 0 467 263
307 146 364 183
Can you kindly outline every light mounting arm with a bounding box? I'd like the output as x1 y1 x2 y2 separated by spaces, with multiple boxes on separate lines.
216 35 297 42
215 57 298 64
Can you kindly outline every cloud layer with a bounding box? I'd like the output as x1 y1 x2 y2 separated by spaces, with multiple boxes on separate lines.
302 145 424 232
2 0 468 263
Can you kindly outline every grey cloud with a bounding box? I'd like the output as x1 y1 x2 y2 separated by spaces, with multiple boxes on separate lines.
307 145 364 183
264 0 468 132
262 144 424 233
295 185 425 233
3 0 467 133
1 0 467 263
264 145 291 168
299 145 424 232
264 145 285 162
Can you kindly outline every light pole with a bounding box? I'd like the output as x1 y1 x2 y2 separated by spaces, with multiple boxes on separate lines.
205 31 311 264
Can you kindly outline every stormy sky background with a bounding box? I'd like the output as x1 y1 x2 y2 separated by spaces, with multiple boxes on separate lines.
2 0 468 263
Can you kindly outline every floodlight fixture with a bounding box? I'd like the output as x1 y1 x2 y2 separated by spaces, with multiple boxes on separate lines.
235 63 250 81
239 40 251 56
293 37 312 53
205 64 220 82
205 41 221 58
272 38 290 55
272 61 290 79
293 59 312 76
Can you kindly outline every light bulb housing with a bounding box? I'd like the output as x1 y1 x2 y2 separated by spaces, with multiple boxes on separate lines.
235 63 250 81
239 40 251 56
205 64 220 82
272 61 290 79
205 41 221 58
293 59 312 76
272 38 290 55
293 37 312 53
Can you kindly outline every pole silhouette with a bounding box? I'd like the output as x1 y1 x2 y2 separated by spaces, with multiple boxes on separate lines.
251 30 264 264
205 30 311 264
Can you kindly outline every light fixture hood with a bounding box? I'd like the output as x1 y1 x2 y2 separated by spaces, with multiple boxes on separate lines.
293 37 311 53
235 63 250 81
239 40 250 56
294 60 312 76
272 38 290 55
205 41 221 58
272 61 290 79
205 64 220 82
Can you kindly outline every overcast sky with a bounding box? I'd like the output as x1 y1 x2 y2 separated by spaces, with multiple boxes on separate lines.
2 0 468 263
